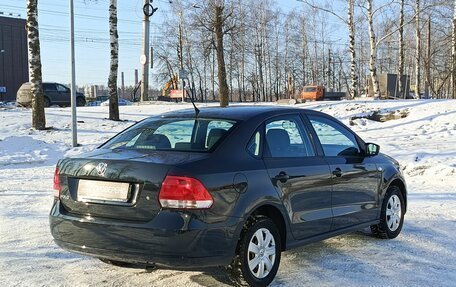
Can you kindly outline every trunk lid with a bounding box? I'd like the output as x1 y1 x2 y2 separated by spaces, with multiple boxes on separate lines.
58 148 207 222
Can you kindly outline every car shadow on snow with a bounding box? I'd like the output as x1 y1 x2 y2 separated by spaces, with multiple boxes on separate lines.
189 267 232 287
272 221 455 286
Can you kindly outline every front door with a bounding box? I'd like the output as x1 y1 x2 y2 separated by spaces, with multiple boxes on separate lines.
56 84 71 105
307 114 380 230
262 114 333 240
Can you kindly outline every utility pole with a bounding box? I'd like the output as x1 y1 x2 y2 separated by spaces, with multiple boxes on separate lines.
178 12 185 102
69 0 77 147
332 55 336 91
121 71 125 98
328 49 332 91
141 0 150 101
135 69 138 85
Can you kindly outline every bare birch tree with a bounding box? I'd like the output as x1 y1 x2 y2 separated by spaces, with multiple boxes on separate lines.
452 0 456 98
26 0 46 129
348 0 357 99
214 3 230 107
415 0 421 98
398 0 405 98
195 0 234 107
367 0 380 97
108 0 119 120
299 0 357 99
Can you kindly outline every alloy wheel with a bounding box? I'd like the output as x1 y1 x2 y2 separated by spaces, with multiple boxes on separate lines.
386 194 402 231
247 228 276 279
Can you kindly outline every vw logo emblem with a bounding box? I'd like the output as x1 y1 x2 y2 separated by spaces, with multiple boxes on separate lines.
96 162 108 177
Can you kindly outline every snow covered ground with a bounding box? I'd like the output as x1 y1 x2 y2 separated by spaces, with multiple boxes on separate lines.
0 100 455 287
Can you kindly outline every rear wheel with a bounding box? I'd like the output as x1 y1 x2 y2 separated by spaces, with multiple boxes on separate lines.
43 97 50 108
228 216 281 287
371 186 405 239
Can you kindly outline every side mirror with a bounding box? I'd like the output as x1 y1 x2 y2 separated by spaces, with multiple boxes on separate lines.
365 143 380 156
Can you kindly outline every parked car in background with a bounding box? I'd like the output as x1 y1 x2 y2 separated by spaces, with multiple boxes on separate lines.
100 98 131 106
87 96 110 107
50 106 407 286
16 82 86 108
0 101 16 108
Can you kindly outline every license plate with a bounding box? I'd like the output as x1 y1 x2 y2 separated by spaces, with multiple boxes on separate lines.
77 180 131 203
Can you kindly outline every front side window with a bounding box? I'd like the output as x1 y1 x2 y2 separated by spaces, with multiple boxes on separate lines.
308 115 360 156
304 87 317 92
265 116 314 158
102 118 236 152
57 84 68 92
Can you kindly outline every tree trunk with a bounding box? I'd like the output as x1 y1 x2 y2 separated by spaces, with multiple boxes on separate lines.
26 0 46 130
425 17 431 98
398 0 405 99
452 0 456 99
211 47 216 101
367 0 380 97
214 5 229 107
108 0 119 121
415 0 421 98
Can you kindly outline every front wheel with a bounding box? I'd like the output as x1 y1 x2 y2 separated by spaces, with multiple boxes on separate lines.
76 97 86 107
228 216 281 287
371 186 405 239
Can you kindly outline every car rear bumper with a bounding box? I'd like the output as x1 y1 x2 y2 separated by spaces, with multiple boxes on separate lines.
49 201 242 269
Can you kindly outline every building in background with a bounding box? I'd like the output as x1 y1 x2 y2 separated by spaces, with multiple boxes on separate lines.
0 16 28 102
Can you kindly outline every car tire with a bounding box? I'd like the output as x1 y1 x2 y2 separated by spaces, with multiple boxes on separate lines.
43 97 50 108
371 185 405 239
76 97 86 107
228 216 281 287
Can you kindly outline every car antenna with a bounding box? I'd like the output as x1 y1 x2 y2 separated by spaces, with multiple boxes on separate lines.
186 85 200 117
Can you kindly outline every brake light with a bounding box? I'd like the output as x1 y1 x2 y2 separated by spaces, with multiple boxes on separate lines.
53 166 61 198
159 176 213 209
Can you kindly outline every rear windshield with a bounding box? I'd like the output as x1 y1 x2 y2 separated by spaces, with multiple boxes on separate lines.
101 117 237 152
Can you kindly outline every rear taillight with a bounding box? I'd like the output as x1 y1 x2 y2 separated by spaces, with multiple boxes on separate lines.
159 176 213 209
53 166 61 199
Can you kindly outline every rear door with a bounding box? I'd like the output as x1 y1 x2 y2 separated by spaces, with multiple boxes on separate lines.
43 83 59 104
306 114 380 230
262 114 333 240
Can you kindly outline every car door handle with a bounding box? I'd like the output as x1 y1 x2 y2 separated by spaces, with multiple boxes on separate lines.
274 172 289 182
332 168 342 177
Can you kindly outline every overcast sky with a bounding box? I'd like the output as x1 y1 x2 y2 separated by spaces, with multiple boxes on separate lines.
0 0 343 88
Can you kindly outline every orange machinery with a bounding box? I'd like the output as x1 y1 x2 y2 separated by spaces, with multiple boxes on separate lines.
300 86 325 101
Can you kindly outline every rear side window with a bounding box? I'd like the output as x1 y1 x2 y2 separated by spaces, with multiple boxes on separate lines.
247 130 261 157
206 120 234 149
101 118 236 152
264 115 314 158
308 115 360 156
43 84 56 91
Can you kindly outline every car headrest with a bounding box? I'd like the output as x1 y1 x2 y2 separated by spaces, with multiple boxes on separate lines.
207 128 227 149
145 134 171 149
174 142 192 150
266 129 290 151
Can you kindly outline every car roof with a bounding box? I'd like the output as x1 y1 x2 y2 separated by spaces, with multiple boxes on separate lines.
159 105 325 121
